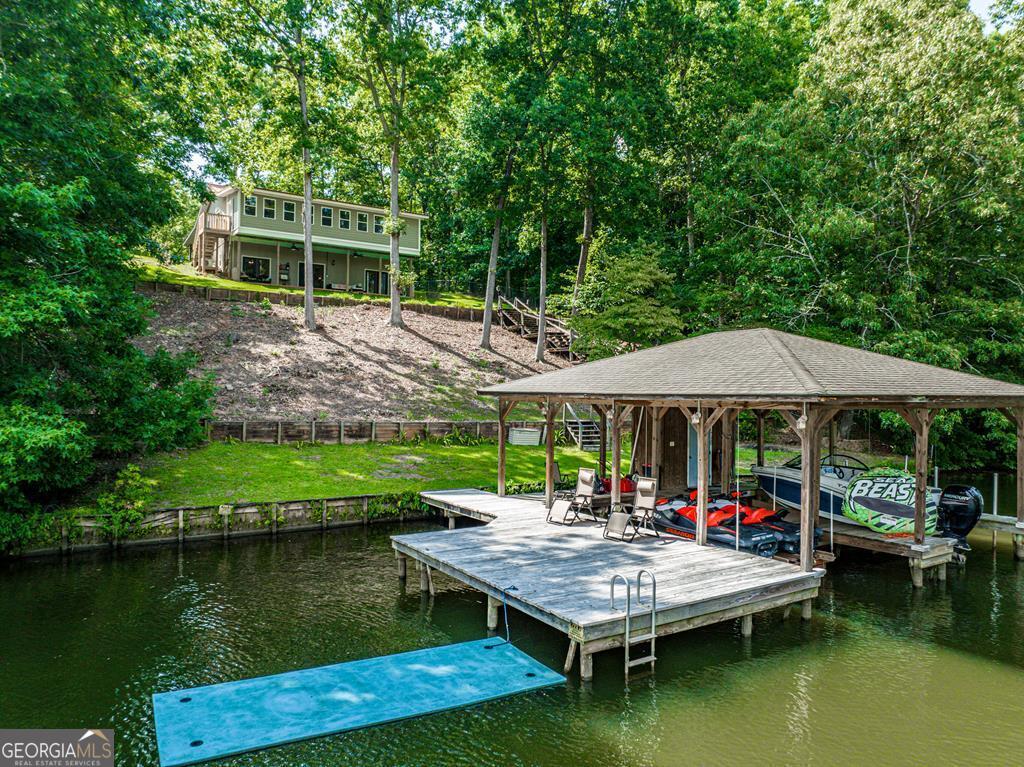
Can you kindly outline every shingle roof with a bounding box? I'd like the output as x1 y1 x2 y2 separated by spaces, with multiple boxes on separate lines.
479 328 1024 404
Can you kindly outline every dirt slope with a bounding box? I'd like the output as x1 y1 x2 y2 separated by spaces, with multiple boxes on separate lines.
137 293 567 420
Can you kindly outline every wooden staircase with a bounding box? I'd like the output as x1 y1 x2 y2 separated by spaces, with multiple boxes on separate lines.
496 294 580 363
563 403 604 452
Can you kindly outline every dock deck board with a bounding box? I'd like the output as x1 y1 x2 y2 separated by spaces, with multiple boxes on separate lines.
399 491 823 670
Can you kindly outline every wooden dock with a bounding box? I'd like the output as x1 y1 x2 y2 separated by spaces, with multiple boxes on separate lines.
821 519 956 586
396 491 824 681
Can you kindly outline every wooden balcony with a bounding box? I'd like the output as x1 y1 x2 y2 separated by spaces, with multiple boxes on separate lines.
200 212 232 234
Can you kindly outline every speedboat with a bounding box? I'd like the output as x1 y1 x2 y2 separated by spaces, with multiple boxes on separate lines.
750 453 983 550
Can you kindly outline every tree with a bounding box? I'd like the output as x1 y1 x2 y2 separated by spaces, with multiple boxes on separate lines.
200 0 336 331
338 0 453 327
0 0 212 544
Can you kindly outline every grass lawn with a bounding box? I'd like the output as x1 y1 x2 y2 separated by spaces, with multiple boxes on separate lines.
136 257 484 309
133 440 605 509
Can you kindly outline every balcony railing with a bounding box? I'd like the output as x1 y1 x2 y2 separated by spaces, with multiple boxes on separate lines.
202 212 232 234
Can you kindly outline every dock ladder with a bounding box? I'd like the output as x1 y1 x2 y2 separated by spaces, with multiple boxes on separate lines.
610 570 657 678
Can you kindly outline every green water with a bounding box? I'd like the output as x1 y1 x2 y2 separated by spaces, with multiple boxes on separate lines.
3 523 1024 766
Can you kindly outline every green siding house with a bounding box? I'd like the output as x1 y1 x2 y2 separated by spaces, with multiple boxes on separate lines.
185 184 426 296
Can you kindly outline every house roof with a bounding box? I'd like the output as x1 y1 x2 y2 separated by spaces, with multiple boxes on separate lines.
479 328 1024 406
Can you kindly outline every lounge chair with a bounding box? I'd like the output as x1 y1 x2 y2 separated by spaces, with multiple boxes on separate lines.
603 476 660 542
547 468 600 526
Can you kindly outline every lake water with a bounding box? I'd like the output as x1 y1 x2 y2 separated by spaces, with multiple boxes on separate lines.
2 521 1023 766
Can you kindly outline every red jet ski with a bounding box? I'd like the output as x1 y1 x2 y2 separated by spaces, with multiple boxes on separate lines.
654 500 779 558
711 502 818 556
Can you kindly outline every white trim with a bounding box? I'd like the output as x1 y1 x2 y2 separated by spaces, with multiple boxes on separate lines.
356 212 368 232
214 185 427 220
320 205 333 227
235 226 419 256
298 260 328 289
243 195 257 216
373 214 385 234
262 198 276 220
282 200 296 222
363 268 390 296
338 209 351 230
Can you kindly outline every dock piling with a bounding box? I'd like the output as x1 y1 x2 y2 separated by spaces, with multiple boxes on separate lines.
563 641 578 674
396 552 407 580
740 614 753 637
486 595 500 631
801 599 813 620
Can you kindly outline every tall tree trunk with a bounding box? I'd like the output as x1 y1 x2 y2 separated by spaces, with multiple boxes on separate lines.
388 136 403 327
685 148 695 260
480 147 516 350
571 178 594 314
535 207 548 363
297 56 315 331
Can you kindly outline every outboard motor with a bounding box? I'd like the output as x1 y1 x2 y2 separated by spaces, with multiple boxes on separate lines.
937 485 984 552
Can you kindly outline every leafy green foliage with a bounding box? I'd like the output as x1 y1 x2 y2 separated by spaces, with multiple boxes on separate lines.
97 465 153 539
561 232 684 359
0 0 213 546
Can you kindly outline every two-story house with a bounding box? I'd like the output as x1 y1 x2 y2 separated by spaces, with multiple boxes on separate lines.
185 184 426 296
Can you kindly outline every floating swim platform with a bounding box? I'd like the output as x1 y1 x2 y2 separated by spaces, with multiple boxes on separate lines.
152 638 564 766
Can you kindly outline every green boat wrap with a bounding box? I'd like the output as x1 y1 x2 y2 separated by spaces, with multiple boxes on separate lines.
841 467 937 535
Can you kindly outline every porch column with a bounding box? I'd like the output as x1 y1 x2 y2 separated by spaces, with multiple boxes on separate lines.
597 405 608 478
721 409 736 493
651 407 663 484
346 252 351 287
695 406 709 546
780 406 829 572
544 400 556 509
274 243 280 286
899 409 935 545
611 402 622 510
497 398 514 497
755 411 765 467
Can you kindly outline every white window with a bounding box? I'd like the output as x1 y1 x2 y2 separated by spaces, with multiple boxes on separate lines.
243 195 257 216
338 210 350 230
283 201 295 222
321 206 333 227
374 215 385 234
262 198 276 219
357 212 368 232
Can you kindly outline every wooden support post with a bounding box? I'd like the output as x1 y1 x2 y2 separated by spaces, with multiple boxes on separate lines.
580 648 594 681
418 562 430 593
1014 408 1024 527
563 640 579 675
321 499 327 530
597 406 608 478
755 411 766 467
740 613 753 637
277 421 283 444
220 504 231 539
611 402 622 510
909 559 924 589
486 595 500 631
721 410 736 492
544 401 556 509
448 513 456 530
899 408 935 546
497 398 512 497
801 599 813 620
651 407 663 483
177 509 184 543
936 563 947 582
241 420 248 442
1013 535 1024 561
781 406 829 572
828 418 836 460
271 503 279 536
396 553 407 579
696 406 709 546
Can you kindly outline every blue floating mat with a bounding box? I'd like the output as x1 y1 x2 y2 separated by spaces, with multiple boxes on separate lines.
153 638 564 766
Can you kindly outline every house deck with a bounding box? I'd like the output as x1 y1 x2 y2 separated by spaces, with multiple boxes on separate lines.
396 491 824 680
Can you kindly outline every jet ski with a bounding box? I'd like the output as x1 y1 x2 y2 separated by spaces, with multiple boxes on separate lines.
712 502 819 555
654 499 779 558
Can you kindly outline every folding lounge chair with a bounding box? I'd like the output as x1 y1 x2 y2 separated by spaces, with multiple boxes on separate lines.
603 476 660 542
547 468 600 525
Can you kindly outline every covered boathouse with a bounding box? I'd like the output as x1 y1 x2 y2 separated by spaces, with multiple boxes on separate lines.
483 327 1024 572
396 328 1024 681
